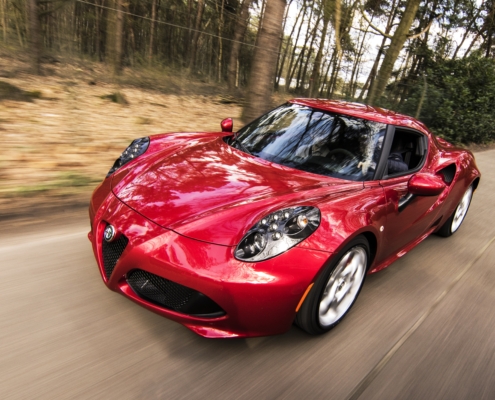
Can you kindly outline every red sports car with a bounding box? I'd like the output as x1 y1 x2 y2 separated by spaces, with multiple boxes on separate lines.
88 99 480 338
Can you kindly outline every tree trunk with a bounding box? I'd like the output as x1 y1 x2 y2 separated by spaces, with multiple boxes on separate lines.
95 0 101 60
189 0 205 70
276 1 305 88
358 43 382 101
309 0 332 97
397 55 419 108
298 48 312 91
227 0 253 90
319 51 333 96
367 0 421 105
242 0 286 122
485 1 495 58
334 0 342 55
217 0 225 82
463 30 482 58
452 7 482 59
347 20 370 98
1 0 6 42
327 50 342 97
297 10 322 92
27 0 42 74
412 73 426 118
255 0 267 46
14 11 23 47
392 47 413 106
274 0 293 88
148 0 157 66
285 1 310 91
290 5 319 91
106 0 124 75
358 0 398 101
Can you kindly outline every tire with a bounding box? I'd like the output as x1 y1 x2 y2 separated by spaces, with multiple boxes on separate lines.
295 236 369 335
436 185 473 237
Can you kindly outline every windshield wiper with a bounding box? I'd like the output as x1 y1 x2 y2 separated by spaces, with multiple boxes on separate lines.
231 134 253 156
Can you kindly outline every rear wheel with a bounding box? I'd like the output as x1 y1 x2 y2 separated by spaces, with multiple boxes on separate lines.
296 236 369 335
437 185 473 237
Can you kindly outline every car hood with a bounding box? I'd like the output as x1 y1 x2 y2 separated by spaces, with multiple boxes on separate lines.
112 133 364 246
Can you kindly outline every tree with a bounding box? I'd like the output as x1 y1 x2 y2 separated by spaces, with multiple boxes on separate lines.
366 0 422 105
106 0 124 75
189 0 205 70
482 1 495 57
242 0 287 122
358 0 399 101
27 0 42 74
308 0 333 97
275 0 306 89
148 0 157 66
400 54 495 144
285 1 313 91
227 0 253 90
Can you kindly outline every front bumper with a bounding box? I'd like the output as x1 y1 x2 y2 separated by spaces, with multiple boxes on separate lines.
89 189 332 338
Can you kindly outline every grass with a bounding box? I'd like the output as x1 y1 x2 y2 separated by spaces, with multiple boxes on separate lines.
0 81 46 102
1 172 100 198
99 91 128 104
135 116 152 125
0 52 242 215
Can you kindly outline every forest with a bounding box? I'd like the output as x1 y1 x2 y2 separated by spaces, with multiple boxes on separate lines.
1 0 495 144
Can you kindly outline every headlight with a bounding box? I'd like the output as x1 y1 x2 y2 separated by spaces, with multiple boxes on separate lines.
107 137 150 177
235 206 321 262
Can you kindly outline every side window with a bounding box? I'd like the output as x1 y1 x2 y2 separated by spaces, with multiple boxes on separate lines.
386 129 426 176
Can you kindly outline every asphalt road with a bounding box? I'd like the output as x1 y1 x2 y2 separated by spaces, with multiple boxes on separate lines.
1 149 495 400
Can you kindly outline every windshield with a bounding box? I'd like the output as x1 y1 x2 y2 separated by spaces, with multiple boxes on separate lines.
234 103 387 181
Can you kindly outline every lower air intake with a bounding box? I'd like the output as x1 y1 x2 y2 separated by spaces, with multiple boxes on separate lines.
102 234 129 279
127 269 225 318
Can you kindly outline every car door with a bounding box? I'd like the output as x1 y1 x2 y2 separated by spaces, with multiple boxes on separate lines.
379 127 440 256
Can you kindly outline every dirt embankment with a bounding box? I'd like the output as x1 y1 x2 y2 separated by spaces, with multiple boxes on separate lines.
0 54 243 219
3 53 490 221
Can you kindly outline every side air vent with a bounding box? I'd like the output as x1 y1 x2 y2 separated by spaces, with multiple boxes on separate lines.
438 164 456 184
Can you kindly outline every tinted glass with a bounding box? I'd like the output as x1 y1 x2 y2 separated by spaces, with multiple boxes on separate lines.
235 103 387 181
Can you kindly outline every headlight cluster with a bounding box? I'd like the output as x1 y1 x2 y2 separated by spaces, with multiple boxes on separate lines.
107 137 150 177
235 206 321 262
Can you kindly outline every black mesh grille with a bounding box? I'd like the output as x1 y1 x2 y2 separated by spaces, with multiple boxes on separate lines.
127 269 225 317
102 234 129 279
127 269 195 310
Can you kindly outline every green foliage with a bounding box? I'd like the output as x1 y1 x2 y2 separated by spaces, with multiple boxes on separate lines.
398 54 495 144
100 91 128 104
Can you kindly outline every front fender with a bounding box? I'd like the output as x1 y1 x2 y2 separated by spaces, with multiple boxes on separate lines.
298 184 387 270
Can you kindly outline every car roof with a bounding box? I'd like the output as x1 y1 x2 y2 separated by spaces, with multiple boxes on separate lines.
290 98 430 136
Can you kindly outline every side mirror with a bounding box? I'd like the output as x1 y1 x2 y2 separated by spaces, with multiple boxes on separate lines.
408 173 446 196
221 118 233 132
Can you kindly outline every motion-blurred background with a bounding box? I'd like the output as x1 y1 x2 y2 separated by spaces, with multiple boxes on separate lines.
1 0 495 217
2 2 495 399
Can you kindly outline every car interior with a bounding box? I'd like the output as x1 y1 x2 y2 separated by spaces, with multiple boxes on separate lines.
387 129 427 176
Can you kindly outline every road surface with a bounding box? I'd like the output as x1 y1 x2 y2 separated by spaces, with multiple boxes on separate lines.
1 149 495 399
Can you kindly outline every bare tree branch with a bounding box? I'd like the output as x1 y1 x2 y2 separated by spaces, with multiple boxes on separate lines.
361 7 440 41
407 17 439 40
361 10 393 39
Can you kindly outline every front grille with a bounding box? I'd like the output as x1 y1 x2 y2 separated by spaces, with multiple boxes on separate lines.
128 269 194 309
102 234 129 279
127 269 225 317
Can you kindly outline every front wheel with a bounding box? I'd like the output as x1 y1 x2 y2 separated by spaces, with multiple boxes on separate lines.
436 185 473 237
295 236 369 335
